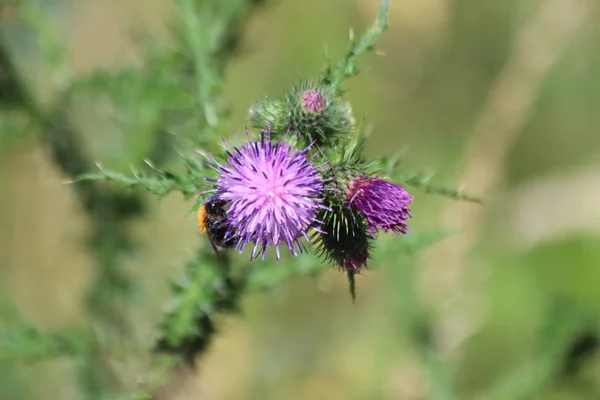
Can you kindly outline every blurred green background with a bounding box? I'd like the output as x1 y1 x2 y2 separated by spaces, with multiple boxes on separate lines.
2 0 600 399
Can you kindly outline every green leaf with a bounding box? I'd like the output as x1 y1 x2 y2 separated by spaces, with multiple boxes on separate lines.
395 171 483 203
156 246 243 357
73 153 209 199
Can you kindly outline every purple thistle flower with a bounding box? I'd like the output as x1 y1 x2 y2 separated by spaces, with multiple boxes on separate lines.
347 177 413 235
206 129 326 260
301 89 325 113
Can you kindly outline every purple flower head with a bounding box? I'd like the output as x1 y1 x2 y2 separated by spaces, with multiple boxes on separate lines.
206 128 326 260
347 177 413 235
301 89 325 113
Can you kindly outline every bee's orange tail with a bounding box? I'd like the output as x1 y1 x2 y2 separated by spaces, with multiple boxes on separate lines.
197 205 208 232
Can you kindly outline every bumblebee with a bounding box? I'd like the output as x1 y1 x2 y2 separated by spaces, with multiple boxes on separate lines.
197 199 235 254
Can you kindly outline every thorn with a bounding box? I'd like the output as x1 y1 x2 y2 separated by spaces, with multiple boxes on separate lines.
62 179 74 184
172 147 187 159
95 162 103 170
349 28 355 42
195 149 211 160
132 169 141 179
143 159 154 168
375 51 387 56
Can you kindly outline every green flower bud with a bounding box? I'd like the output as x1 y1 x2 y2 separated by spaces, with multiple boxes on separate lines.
312 205 371 274
249 81 355 146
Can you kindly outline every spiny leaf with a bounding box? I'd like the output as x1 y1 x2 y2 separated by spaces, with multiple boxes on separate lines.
322 0 390 91
375 154 482 203
155 245 243 364
174 0 261 130
396 171 483 204
73 154 209 199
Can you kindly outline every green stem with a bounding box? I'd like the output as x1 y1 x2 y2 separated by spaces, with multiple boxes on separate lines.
322 0 390 92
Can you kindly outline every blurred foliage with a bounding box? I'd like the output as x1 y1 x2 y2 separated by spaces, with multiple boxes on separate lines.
1 0 274 398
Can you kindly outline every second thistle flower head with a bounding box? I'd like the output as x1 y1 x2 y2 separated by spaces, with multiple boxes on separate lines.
347 177 413 235
207 127 326 260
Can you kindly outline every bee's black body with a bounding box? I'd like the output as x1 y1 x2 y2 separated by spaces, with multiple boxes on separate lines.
199 199 235 254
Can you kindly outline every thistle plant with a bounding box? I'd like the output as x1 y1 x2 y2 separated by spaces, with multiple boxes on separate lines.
76 0 436 366
201 84 415 291
2 0 595 398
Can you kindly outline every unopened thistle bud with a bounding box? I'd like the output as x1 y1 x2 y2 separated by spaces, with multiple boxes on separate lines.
249 81 354 146
312 206 372 274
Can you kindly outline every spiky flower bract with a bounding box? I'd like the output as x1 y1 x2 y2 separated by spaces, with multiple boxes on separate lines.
312 206 372 273
347 177 413 235
249 81 354 147
206 127 326 260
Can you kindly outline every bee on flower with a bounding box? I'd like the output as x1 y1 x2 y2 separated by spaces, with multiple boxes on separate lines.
201 126 329 260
